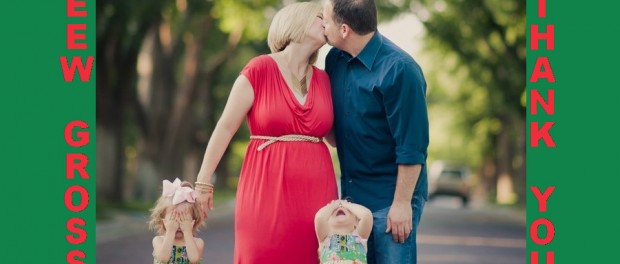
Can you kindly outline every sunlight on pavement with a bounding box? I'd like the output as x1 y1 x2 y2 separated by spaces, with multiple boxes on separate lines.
420 254 523 264
419 234 525 248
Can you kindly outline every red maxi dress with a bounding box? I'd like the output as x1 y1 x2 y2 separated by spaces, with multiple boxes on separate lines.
233 55 338 263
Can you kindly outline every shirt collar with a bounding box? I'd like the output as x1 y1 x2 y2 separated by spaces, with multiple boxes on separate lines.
336 31 383 70
355 32 383 70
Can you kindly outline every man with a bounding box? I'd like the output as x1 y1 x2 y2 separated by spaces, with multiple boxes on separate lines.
322 0 429 263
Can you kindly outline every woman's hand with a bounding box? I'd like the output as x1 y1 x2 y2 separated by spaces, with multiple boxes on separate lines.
196 191 213 218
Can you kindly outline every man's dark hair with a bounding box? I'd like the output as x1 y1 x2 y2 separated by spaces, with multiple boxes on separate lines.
330 0 377 35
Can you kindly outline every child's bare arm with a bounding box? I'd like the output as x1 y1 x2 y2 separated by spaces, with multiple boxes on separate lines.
343 201 373 239
314 200 338 242
153 212 179 262
183 236 204 264
152 232 175 263
180 212 204 263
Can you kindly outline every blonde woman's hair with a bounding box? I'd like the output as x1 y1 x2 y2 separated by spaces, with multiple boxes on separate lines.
267 2 322 64
148 181 205 235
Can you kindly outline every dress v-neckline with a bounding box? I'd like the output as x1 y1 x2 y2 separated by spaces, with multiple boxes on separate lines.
267 55 314 109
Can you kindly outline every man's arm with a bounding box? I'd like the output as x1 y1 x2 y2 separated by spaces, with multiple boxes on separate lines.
386 164 421 243
382 59 429 243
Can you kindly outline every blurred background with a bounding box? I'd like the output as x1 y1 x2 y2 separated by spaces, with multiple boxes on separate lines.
96 0 525 263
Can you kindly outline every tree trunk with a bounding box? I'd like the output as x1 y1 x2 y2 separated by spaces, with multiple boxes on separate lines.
215 149 232 189
496 116 515 204
96 124 124 202
134 138 161 202
512 114 527 206
96 33 137 203
481 157 497 203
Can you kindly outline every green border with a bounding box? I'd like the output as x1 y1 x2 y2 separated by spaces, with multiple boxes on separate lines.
527 1 620 263
0 1 96 262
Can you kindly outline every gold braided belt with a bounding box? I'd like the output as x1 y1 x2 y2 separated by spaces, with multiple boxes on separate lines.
250 134 322 151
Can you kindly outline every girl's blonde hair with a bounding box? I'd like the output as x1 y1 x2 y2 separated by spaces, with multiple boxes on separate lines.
267 2 322 64
148 181 205 235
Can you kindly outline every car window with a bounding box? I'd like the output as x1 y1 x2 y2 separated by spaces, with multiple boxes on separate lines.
440 169 463 179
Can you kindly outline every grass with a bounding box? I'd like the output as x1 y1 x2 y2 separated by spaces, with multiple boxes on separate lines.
213 187 237 207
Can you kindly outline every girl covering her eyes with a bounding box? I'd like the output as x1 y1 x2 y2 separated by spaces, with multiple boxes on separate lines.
149 178 206 264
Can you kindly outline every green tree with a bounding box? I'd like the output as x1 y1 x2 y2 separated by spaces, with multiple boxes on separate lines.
96 0 277 203
415 0 526 204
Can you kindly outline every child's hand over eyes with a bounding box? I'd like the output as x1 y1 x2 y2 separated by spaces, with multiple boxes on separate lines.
179 211 195 235
164 211 180 233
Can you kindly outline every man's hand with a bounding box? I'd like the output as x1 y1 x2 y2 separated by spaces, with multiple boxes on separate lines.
385 201 413 243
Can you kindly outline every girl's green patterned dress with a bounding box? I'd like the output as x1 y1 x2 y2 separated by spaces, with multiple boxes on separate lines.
153 245 200 264
319 233 367 264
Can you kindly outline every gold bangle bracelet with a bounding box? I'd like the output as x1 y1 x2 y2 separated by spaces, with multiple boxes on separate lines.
195 185 214 193
195 181 214 187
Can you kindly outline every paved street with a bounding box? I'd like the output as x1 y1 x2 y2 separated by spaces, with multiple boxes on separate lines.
97 198 525 264
417 198 525 264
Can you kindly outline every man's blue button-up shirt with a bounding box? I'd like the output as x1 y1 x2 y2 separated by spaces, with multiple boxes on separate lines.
325 32 429 212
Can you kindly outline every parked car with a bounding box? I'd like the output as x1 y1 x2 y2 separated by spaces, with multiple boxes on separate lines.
428 161 472 207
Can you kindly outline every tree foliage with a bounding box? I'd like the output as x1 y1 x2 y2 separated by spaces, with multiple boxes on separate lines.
96 0 526 205
412 0 526 203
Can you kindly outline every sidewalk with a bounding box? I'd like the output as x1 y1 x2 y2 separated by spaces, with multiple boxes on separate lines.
96 199 236 245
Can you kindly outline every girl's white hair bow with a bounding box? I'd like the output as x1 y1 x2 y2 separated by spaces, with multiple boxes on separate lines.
162 178 196 205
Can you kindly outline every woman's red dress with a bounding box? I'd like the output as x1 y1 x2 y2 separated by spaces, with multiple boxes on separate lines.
233 55 338 263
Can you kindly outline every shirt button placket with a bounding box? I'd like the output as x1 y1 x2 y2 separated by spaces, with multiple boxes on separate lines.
344 64 353 136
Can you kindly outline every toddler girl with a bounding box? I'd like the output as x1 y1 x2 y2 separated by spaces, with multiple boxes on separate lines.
315 199 373 264
149 178 205 264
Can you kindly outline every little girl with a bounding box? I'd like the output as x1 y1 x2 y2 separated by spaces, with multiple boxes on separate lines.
314 199 373 264
149 178 206 264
